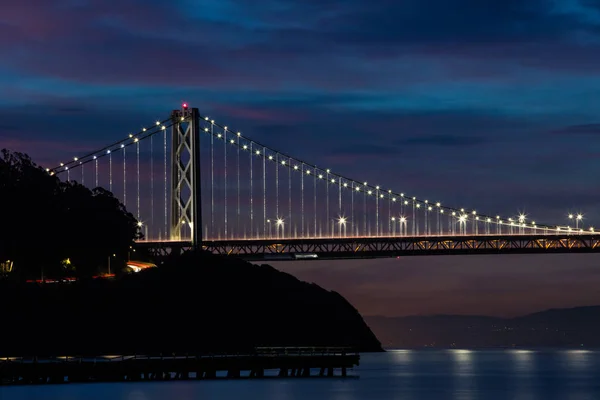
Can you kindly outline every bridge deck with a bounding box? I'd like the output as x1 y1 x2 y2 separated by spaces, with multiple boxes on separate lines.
136 234 600 260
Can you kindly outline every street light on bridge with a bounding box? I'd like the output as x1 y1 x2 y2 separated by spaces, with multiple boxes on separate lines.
337 217 347 237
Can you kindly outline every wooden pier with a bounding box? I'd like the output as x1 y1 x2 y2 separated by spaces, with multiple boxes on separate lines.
0 347 359 385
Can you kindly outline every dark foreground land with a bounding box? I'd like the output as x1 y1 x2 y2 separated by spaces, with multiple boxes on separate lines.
367 306 600 349
0 251 382 357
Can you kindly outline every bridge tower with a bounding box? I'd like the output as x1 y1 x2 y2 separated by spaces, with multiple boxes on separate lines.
170 105 202 247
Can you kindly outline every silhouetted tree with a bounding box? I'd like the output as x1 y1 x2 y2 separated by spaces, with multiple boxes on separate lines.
0 149 141 279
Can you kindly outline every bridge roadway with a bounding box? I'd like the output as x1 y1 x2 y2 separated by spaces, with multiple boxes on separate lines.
135 233 600 261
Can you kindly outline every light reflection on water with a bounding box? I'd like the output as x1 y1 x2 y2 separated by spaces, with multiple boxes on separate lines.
2 350 600 400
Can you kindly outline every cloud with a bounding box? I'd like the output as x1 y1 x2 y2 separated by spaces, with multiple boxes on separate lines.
401 134 490 147
552 123 600 136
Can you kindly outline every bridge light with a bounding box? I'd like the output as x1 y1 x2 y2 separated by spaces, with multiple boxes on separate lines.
400 193 404 197
217 133 222 138
577 214 583 220
472 210 476 215
243 145 248 149
591 227 595 232
338 217 347 224
205 117 209 121
276 218 284 226
73 157 78 161
459 215 467 222
475 216 479 220
343 182 347 187
376 186 380 190
568 214 574 219
356 186 360 191
460 208 464 212
156 121 160 126
161 126 166 130
391 217 395 221
93 156 97 160
256 150 260 155
129 133 134 138
412 197 416 200
134 138 139 142
281 160 286 165
486 218 491 222
120 144 125 148
181 116 185 121
211 120 214 124
268 155 273 160
224 126 228 130
400 217 407 223
137 221 143 227
436 203 441 207
318 174 323 179
205 128 209 132
496 216 500 219
230 139 235 144
380 194 384 198
306 170 311 174
363 182 367 186
182 103 188 108
416 204 421 208
428 206 433 211
452 212 456 216
368 190 372 195
425 200 428 203
142 128 147 132
392 197 396 201
65 166 69 170
404 201 408 205
106 150 111 154
237 132 241 136
440 210 444 214
327 169 331 173
388 190 392 193
60 163 64 167
46 168 50 172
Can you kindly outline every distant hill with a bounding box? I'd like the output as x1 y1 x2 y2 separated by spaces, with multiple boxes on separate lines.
366 306 600 349
0 251 382 356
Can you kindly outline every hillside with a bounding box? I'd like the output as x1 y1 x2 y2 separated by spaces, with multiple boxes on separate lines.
0 251 382 356
366 306 600 349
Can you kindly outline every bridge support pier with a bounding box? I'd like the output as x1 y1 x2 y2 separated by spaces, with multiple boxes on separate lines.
170 106 202 248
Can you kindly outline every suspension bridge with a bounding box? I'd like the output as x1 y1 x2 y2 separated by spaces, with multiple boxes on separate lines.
47 104 600 260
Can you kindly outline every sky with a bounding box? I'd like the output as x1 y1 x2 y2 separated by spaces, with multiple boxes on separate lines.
2 0 600 317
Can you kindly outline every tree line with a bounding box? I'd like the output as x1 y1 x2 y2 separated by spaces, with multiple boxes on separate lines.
0 150 141 280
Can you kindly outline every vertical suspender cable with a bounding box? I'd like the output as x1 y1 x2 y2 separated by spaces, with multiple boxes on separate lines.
136 140 140 219
301 163 304 238
263 147 266 238
164 128 167 240
150 135 154 237
224 129 227 239
250 142 253 238
109 151 112 192
237 134 240 238
211 123 214 238
123 146 127 206
288 157 291 237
